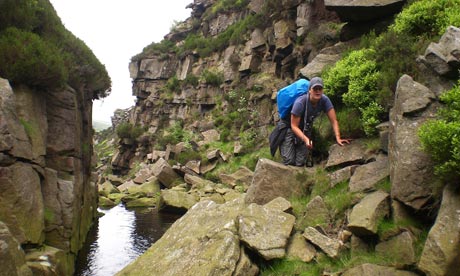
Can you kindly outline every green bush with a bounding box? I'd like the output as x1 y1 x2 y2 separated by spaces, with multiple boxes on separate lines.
372 30 426 102
116 122 145 140
0 27 67 89
175 149 202 165
157 121 195 147
360 102 385 136
419 83 460 182
205 0 250 20
165 76 181 93
334 108 365 138
133 39 177 61
391 0 460 37
200 69 224 87
176 13 263 58
183 74 199 87
323 49 383 136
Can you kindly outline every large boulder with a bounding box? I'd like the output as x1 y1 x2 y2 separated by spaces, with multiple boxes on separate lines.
245 158 310 205
25 245 72 276
375 231 417 268
303 227 343 258
349 154 389 192
117 199 243 276
419 26 460 78
98 181 120 197
389 75 438 210
299 196 330 228
159 189 199 212
219 166 254 189
151 158 182 188
325 139 368 169
286 232 316 262
238 203 295 260
418 183 460 276
299 42 351 78
347 190 390 236
116 196 296 275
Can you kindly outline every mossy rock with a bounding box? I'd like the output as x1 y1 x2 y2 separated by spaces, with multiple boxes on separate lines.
107 193 125 205
98 196 117 208
126 197 157 208
121 192 147 203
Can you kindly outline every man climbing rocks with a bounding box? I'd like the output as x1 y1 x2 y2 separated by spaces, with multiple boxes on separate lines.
280 77 350 166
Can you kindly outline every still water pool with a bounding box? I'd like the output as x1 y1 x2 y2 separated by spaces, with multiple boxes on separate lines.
74 204 181 276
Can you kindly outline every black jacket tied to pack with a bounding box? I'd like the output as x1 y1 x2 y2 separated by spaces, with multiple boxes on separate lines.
269 120 290 157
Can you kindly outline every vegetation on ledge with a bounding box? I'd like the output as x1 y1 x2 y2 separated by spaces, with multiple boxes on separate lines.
0 0 111 98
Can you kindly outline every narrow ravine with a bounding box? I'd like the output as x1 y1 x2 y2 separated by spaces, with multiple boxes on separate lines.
74 204 181 276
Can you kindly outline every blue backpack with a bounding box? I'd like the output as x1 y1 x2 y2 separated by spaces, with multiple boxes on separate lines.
276 79 310 119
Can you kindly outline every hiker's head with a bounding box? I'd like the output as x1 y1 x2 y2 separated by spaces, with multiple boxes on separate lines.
309 77 324 91
309 77 324 102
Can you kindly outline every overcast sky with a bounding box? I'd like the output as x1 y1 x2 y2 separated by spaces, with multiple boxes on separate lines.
49 0 192 123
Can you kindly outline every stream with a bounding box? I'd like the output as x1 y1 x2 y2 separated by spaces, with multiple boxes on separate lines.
74 204 181 276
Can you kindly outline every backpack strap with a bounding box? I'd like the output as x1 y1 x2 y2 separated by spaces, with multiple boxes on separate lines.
303 93 310 135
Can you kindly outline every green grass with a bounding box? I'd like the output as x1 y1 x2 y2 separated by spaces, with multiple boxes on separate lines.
290 195 313 231
291 170 355 230
323 181 354 218
260 246 414 276
375 177 391 193
260 258 322 276
309 168 331 197
203 146 272 182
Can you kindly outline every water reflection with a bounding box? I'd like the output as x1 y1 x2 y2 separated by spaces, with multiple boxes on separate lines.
75 204 180 276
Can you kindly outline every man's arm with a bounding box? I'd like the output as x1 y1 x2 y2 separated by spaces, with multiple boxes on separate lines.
326 108 350 146
290 114 313 149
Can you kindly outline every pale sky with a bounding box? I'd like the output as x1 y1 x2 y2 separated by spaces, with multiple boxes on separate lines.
49 0 192 123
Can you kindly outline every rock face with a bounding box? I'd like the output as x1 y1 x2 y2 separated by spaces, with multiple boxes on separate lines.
0 77 98 274
0 162 43 244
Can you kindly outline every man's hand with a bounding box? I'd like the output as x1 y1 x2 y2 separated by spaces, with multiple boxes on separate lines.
305 137 313 149
337 138 351 146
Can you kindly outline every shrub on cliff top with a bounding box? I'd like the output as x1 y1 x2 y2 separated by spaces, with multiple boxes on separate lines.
0 0 111 97
0 27 67 89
